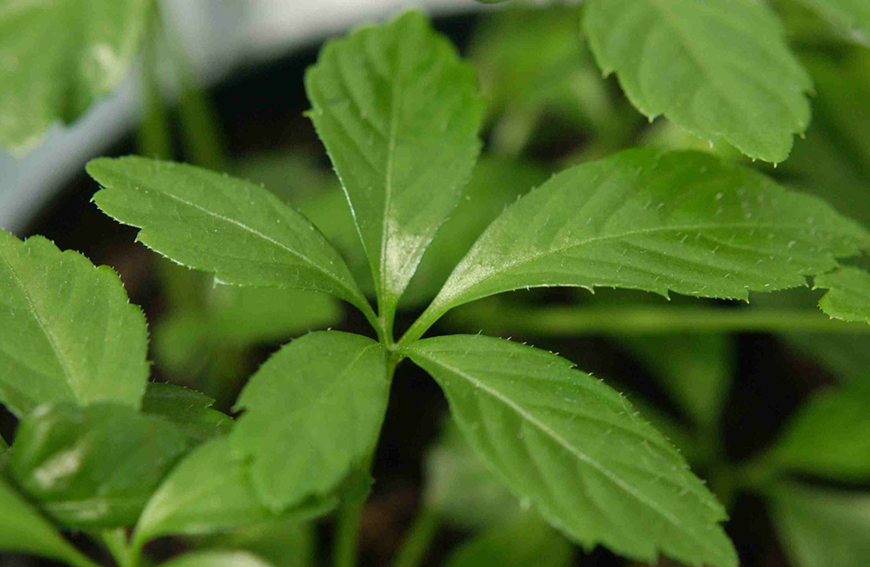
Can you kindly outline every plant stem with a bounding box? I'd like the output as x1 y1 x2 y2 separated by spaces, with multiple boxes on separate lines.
445 301 870 336
137 3 173 160
98 529 131 567
389 507 440 567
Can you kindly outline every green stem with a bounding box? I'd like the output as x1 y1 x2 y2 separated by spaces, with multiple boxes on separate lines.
445 302 870 336
389 507 440 567
98 529 131 567
137 3 173 160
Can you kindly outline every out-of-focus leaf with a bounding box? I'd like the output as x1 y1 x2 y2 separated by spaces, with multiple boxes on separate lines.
817 267 870 325
584 0 812 162
141 382 233 444
0 231 148 417
195 518 315 567
134 438 335 547
306 11 484 315
769 387 870 480
405 335 736 567
231 332 389 511
769 482 870 567
160 551 274 567
443 512 573 567
0 0 149 153
794 0 870 43
10 403 189 529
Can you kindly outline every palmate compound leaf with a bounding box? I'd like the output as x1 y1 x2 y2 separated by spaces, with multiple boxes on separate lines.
305 11 484 317
87 157 373 319
403 149 870 342
0 231 148 417
404 335 737 567
583 0 813 162
816 267 870 325
230 331 390 511
0 0 149 153
134 437 336 548
10 402 191 529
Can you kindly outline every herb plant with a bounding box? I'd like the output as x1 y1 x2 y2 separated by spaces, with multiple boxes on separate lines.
2 2 870 567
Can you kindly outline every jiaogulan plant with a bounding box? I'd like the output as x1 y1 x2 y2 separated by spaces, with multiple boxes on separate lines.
2 2 870 567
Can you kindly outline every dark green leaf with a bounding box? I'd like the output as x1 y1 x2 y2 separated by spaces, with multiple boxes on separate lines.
405 335 735 567
769 482 870 567
194 519 315 567
0 231 148 417
231 331 389 511
816 267 870 325
10 403 190 529
793 0 870 42
306 11 484 314
0 0 149 153
87 157 372 316
583 0 812 162
407 149 870 341
141 383 233 444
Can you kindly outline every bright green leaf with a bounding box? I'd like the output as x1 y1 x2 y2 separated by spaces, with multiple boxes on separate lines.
0 231 148 417
0 0 149 153
231 331 389 511
134 437 335 547
306 11 484 315
444 512 573 567
768 387 870 480
816 267 870 325
87 157 372 316
141 382 233 444
769 482 870 567
0 474 95 567
794 0 870 42
407 149 870 341
194 518 315 567
405 335 736 567
10 403 189 529
583 0 812 162
160 551 273 567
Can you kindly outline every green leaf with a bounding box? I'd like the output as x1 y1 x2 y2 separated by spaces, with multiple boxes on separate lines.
231 331 389 511
305 11 484 315
141 382 233 444
444 513 573 567
0 0 149 153
620 334 734 426
768 387 870 480
816 267 870 325
769 482 870 567
794 0 870 42
0 474 95 567
194 518 315 567
0 231 148 417
160 551 273 567
406 149 870 341
424 420 521 529
134 437 335 547
87 157 372 317
10 403 190 529
583 0 812 162
404 335 736 567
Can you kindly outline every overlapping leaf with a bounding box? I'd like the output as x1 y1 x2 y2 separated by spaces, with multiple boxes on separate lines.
141 382 233 444
10 403 190 529
0 0 149 152
0 231 148 417
88 157 371 315
405 335 736 567
231 331 389 511
816 267 870 324
583 0 812 162
306 11 484 314
406 149 870 340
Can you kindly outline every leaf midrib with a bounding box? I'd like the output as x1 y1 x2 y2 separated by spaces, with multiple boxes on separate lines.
411 349 724 555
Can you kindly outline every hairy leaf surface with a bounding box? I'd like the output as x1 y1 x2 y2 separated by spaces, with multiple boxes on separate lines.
10 403 190 529
770 482 870 567
583 0 812 162
0 0 149 152
88 157 370 314
816 267 870 324
405 335 736 566
231 331 389 511
306 11 483 313
141 383 233 444
409 149 870 339
135 438 335 546
0 231 148 417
